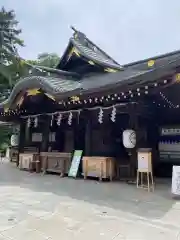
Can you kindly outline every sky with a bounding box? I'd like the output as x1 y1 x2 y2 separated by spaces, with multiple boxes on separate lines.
2 0 180 64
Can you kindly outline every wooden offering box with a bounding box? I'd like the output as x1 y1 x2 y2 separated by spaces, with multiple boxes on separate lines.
19 153 39 171
10 147 18 163
40 152 72 177
83 156 115 181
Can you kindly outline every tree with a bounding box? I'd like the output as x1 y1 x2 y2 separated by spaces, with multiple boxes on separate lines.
0 7 24 87
37 53 60 68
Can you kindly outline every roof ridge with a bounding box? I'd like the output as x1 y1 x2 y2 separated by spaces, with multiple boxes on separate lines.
71 26 121 66
124 49 180 67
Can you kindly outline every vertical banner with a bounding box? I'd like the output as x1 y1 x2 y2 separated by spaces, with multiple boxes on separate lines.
68 150 83 178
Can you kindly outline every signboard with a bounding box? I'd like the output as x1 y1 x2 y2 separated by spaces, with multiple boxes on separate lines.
172 166 180 195
32 133 42 142
138 152 150 172
161 127 180 136
68 150 83 178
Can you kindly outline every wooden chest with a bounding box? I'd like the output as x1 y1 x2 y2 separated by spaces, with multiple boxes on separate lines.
82 156 115 181
19 153 38 171
40 152 72 177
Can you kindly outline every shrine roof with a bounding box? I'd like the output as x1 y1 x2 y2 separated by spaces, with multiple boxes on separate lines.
56 27 122 72
1 33 180 111
124 49 180 71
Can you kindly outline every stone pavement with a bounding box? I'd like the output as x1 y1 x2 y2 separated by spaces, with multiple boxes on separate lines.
0 160 179 239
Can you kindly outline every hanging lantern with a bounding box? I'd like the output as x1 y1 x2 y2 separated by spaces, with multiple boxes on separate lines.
68 112 73 125
10 134 19 146
111 106 116 122
123 129 136 148
57 113 62 126
34 117 38 128
98 108 103 124
27 117 31 128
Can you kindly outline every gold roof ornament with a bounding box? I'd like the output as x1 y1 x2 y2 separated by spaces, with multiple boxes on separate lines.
26 89 41 96
73 48 80 57
104 68 117 73
67 47 80 60
175 73 180 82
16 96 24 107
71 96 80 102
4 106 9 113
147 60 155 67
88 60 95 65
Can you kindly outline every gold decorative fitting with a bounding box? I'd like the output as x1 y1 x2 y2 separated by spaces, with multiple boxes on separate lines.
67 47 80 59
147 60 155 67
70 96 80 102
104 68 117 73
16 96 24 107
88 60 95 65
175 73 180 82
26 89 41 96
73 48 80 57
4 107 9 113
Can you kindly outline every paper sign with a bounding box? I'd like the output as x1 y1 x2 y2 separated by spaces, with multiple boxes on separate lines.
138 153 149 171
172 166 180 195
68 150 83 178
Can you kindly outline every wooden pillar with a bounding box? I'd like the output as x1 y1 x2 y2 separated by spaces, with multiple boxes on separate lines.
129 105 139 178
17 119 26 166
85 118 92 156
40 116 51 152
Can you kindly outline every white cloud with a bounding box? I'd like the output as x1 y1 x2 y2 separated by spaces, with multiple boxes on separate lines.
1 0 180 63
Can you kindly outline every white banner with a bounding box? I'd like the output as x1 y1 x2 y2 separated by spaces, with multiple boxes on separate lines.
172 166 180 195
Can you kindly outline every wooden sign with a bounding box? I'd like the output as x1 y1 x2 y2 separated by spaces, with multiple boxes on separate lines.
137 148 154 192
137 149 152 173
172 166 180 196
68 150 83 178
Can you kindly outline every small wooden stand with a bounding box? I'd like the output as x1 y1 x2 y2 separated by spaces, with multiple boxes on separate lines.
40 152 71 177
136 148 154 192
83 157 114 181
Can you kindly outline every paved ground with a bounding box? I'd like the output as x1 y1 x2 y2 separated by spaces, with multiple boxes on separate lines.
0 160 179 239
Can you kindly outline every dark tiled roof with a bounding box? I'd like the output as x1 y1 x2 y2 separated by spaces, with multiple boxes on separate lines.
72 38 121 70
80 56 180 94
57 28 122 71
0 76 82 108
2 44 180 110
124 50 180 71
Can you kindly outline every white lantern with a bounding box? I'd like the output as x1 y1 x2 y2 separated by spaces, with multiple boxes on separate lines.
10 134 19 147
123 129 136 148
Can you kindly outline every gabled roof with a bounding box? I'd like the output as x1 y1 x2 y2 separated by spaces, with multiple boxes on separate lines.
57 27 122 72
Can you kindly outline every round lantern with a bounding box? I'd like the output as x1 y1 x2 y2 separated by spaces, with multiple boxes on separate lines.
123 129 136 148
10 134 19 147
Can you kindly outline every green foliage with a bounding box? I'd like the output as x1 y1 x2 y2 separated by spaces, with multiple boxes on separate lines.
36 53 60 68
0 7 24 87
0 125 12 151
